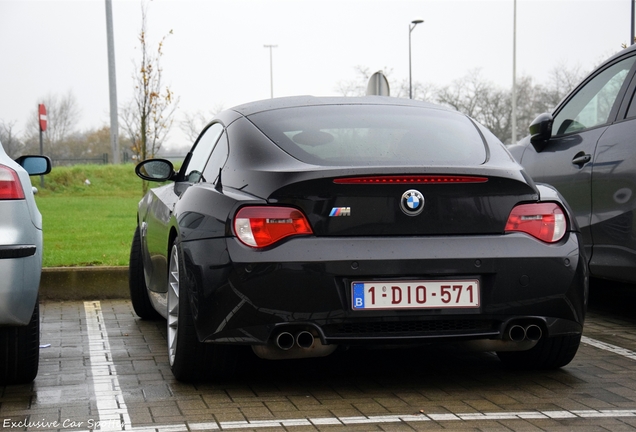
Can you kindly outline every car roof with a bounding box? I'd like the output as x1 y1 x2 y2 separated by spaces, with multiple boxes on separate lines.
229 95 455 117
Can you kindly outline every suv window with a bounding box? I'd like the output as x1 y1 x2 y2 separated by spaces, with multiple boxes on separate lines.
184 123 223 182
552 56 636 136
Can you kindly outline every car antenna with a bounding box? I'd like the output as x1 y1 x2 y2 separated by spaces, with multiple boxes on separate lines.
215 168 223 192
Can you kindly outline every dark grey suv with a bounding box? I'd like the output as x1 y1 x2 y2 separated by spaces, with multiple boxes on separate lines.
509 43 636 284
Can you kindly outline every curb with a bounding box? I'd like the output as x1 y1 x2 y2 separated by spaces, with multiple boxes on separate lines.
40 266 129 300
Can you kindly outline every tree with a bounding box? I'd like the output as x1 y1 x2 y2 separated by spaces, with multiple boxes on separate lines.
335 65 435 99
538 63 585 110
82 126 123 161
436 69 492 118
121 1 178 164
22 91 81 158
335 65 375 97
179 104 225 143
477 86 512 143
0 120 24 159
511 75 544 141
19 91 128 164
393 79 437 101
336 64 585 144
336 65 438 102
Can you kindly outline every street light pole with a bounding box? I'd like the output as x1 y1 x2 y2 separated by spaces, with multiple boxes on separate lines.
264 44 278 98
512 0 517 144
629 0 636 45
409 18 424 99
105 0 120 163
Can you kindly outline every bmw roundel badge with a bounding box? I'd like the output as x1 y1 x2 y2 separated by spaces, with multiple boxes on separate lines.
400 189 425 216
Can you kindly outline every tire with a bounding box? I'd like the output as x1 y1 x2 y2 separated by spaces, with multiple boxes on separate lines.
497 333 582 370
129 227 161 320
0 300 40 385
167 242 236 382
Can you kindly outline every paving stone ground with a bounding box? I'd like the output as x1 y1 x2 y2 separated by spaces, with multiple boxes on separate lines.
2 282 636 431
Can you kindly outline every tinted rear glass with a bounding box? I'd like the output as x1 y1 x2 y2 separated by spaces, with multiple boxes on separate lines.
247 105 486 166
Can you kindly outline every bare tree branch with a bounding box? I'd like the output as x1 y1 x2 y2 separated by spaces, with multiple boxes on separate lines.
0 120 24 159
179 104 224 143
21 91 82 157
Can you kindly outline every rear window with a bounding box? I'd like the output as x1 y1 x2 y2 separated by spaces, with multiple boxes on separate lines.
247 105 486 166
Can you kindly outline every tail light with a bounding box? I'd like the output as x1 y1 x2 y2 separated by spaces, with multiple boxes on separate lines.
234 206 313 248
0 164 25 200
505 203 566 243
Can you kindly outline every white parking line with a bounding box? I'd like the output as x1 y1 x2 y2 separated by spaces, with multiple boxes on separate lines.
581 335 636 360
84 301 132 431
62 409 636 431
82 302 636 431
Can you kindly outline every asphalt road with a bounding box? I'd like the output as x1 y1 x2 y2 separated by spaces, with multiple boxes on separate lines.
2 280 636 431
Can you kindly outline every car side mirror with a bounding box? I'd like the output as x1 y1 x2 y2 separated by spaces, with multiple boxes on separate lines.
135 159 176 182
14 155 52 176
528 113 553 152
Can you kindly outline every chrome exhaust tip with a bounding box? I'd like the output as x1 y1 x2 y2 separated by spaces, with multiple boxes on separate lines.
508 325 526 342
275 332 295 350
525 324 542 341
296 331 315 348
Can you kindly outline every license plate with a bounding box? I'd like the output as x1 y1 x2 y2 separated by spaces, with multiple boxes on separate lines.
352 280 480 310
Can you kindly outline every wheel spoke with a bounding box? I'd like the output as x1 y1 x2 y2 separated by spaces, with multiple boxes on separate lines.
167 245 180 366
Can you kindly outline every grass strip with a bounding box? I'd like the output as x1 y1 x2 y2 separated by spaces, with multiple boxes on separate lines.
34 164 144 267
37 195 139 267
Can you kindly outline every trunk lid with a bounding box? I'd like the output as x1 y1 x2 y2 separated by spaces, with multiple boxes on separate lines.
268 170 538 236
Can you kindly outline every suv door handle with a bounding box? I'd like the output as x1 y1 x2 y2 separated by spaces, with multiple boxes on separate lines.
572 153 592 166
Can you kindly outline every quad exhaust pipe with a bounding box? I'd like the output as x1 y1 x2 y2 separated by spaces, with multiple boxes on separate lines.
260 322 545 359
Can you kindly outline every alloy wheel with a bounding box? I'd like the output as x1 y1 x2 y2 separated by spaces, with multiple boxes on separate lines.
167 244 179 366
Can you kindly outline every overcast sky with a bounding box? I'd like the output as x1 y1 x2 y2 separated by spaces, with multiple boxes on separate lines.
0 0 633 150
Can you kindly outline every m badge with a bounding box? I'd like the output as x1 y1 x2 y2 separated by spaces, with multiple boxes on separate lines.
329 207 351 217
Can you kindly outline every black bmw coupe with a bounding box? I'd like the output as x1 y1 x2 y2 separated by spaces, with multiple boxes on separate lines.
129 96 587 381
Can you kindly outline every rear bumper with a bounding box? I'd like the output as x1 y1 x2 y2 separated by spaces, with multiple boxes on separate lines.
180 232 587 346
0 200 42 326
0 253 41 326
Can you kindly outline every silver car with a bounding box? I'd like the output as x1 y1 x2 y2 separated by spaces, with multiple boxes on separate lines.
0 142 50 384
